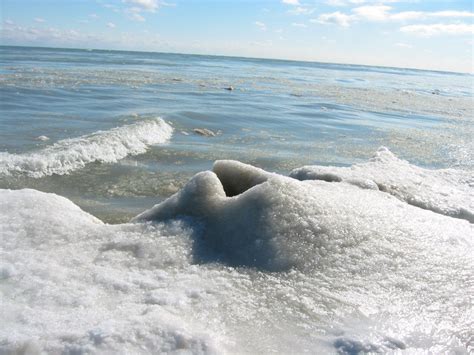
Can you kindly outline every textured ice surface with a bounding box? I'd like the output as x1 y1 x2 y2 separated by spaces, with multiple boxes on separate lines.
0 118 173 178
2 157 473 354
291 147 474 223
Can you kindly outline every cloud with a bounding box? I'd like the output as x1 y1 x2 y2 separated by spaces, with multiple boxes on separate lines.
352 5 391 21
354 6 474 22
120 0 169 22
1 21 166 51
316 5 474 27
123 0 159 12
292 23 307 28
1 22 91 45
326 0 346 6
389 11 424 21
400 23 474 36
289 6 315 15
326 0 401 5
312 12 354 27
89 13 99 19
281 0 300 5
255 21 267 31
107 22 116 28
125 7 146 21
34 18 46 23
429 11 474 18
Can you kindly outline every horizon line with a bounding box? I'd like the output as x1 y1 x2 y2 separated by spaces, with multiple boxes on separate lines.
1 44 471 76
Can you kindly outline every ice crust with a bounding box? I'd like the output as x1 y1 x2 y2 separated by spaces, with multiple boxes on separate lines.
291 147 474 223
0 118 173 178
2 152 473 354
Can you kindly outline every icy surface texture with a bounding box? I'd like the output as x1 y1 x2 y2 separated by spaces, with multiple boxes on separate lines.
2 155 473 353
291 147 474 223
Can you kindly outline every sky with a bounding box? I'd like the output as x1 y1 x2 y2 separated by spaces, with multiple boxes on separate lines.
1 0 473 73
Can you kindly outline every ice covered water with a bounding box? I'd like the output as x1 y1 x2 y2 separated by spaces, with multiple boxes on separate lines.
1 46 473 353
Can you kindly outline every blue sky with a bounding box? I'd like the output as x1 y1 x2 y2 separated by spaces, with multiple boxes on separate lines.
1 0 473 73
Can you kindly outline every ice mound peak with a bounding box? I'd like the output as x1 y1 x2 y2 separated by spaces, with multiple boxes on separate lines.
134 159 473 271
213 160 273 196
134 160 273 222
291 147 474 223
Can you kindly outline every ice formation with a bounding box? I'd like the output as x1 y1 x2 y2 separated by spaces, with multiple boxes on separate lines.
1 153 473 354
0 118 173 178
291 147 474 223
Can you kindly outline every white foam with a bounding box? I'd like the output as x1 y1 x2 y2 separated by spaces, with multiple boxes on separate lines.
291 147 474 223
1 159 473 353
0 118 173 178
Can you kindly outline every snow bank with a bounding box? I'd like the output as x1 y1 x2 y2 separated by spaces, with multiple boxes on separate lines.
0 118 173 178
1 157 473 353
134 159 473 271
291 147 474 223
0 189 222 354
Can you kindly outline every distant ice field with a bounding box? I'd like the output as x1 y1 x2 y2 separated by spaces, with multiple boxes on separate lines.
0 46 473 353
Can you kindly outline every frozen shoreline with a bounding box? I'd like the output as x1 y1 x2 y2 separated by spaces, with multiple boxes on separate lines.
1 149 472 354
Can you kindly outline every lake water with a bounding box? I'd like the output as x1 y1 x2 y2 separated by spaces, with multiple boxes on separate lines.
1 46 473 354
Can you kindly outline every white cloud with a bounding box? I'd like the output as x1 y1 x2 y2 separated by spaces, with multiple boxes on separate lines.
103 3 120 13
292 23 307 28
123 0 159 12
326 0 346 6
89 13 99 19
281 0 300 5
34 18 46 23
312 12 354 27
353 6 474 22
352 5 391 21
389 11 424 21
400 23 474 37
327 0 401 4
255 21 267 31
130 13 146 21
120 0 165 22
1 21 166 51
320 6 474 27
107 22 116 28
289 6 315 15
430 11 474 18
125 7 146 21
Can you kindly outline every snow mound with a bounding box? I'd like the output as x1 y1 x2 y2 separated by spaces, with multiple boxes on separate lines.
291 147 474 223
1 158 473 353
134 159 473 271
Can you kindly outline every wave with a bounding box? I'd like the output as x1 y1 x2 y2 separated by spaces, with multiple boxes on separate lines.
0 118 173 178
